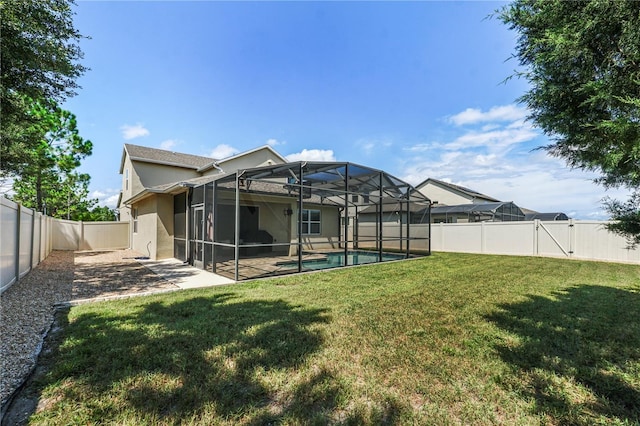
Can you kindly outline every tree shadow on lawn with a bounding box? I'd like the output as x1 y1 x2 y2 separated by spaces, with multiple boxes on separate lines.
37 293 402 424
486 285 640 424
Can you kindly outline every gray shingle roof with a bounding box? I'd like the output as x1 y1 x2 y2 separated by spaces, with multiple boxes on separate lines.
125 143 214 169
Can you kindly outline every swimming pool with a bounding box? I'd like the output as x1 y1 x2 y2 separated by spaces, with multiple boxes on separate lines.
278 250 406 271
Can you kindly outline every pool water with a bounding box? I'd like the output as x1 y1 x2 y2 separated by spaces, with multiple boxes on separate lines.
279 250 406 270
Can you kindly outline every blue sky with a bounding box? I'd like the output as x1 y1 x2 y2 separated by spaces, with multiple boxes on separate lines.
65 1 627 219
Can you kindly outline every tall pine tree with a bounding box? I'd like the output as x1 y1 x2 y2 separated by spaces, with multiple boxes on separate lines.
12 99 96 220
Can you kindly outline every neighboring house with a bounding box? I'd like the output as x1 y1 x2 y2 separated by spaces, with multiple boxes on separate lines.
413 178 523 223
118 143 286 260
118 144 431 280
415 177 568 223
414 178 499 206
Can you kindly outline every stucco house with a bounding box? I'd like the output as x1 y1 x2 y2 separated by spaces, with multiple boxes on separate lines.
411 178 524 223
118 144 287 260
414 178 500 206
118 144 431 280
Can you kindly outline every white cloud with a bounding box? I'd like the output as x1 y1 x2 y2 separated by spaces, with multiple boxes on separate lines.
159 139 179 150
506 119 530 130
104 194 120 208
266 138 284 147
362 142 375 155
209 144 239 159
445 127 538 151
449 104 528 126
404 143 436 153
481 124 500 132
356 138 393 156
472 154 498 166
120 123 150 140
397 103 634 219
91 189 120 208
285 149 336 162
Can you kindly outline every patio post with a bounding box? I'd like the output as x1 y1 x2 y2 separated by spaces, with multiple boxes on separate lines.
406 188 410 258
399 190 403 253
297 163 304 273
378 171 383 262
212 182 217 273
344 164 349 264
234 173 240 282
428 202 432 255
186 187 192 266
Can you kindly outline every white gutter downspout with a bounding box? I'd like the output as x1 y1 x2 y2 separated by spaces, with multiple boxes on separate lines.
212 162 224 174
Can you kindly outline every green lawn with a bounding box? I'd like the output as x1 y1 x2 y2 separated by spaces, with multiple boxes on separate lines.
30 253 640 425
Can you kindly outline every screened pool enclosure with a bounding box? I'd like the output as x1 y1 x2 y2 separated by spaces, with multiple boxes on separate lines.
174 162 431 281
430 201 525 223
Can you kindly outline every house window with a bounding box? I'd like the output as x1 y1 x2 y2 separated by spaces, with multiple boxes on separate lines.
301 209 321 235
133 207 138 233
125 169 129 191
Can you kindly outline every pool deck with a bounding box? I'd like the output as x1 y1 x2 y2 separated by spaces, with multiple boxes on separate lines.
208 250 410 281
209 252 329 281
139 258 235 288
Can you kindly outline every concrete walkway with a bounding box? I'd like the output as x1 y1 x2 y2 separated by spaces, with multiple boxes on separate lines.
137 258 235 288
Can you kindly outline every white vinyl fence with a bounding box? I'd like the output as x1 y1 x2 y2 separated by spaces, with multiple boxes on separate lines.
430 219 640 264
1 197 130 293
53 219 129 251
1 197 54 293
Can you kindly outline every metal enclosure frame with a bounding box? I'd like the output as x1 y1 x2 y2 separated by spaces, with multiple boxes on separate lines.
184 161 431 281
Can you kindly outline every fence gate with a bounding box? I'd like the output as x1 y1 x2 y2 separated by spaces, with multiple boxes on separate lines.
535 220 574 258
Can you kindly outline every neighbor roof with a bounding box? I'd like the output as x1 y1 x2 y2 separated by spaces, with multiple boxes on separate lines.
431 201 521 215
119 143 214 173
525 212 569 221
417 178 500 203
358 202 429 215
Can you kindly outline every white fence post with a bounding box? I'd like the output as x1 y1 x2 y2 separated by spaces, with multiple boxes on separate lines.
80 221 85 250
531 219 540 256
14 203 21 284
569 218 576 258
29 208 35 271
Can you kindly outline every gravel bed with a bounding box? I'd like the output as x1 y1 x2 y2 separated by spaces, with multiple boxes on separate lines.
0 250 179 409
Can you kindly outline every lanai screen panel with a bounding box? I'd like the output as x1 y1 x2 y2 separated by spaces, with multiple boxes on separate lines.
189 162 431 281
430 202 525 223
